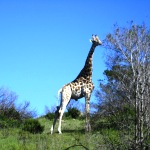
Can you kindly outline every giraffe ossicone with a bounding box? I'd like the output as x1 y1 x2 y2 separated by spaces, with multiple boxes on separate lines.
50 35 102 134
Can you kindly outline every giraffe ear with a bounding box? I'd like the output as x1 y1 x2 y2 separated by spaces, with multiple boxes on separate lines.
95 35 102 45
95 35 98 39
94 35 98 41
90 34 95 42
92 34 95 40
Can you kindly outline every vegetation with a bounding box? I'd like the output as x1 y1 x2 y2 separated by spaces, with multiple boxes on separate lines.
0 22 149 150
0 87 36 128
65 107 81 119
22 119 44 134
44 112 55 120
93 22 150 149
0 117 106 150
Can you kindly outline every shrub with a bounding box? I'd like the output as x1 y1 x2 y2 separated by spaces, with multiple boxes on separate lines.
0 87 36 129
44 112 55 120
22 119 44 134
0 120 8 128
66 107 80 119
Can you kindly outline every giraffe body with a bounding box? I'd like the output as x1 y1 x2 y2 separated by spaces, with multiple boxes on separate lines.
51 35 102 134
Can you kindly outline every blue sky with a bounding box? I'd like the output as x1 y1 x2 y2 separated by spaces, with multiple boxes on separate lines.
0 0 150 116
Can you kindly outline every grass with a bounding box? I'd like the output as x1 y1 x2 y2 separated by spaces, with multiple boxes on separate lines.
0 118 106 150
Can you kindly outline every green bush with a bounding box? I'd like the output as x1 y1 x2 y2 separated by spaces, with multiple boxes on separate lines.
44 112 55 120
22 119 44 134
91 104 135 131
66 107 80 119
0 117 21 128
0 120 8 128
101 129 126 149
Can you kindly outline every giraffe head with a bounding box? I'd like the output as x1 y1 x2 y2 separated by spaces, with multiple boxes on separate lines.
90 34 102 46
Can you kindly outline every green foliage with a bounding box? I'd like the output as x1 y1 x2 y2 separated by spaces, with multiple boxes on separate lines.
101 129 129 150
0 119 21 128
0 107 21 120
91 117 110 131
44 112 55 120
95 22 150 149
92 104 135 133
0 119 105 150
0 87 36 128
22 119 44 134
65 107 81 119
0 107 22 128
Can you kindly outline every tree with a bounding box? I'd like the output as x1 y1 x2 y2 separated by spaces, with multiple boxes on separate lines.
95 22 150 149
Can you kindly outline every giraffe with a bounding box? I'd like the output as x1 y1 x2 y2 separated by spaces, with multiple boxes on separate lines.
51 35 102 134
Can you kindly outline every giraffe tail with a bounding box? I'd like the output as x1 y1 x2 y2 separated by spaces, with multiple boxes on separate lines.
57 88 62 106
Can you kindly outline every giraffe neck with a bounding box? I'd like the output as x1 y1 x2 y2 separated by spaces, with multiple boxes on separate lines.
74 44 96 81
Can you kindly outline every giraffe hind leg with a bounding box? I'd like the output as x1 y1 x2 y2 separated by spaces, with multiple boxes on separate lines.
50 106 60 134
57 86 72 134
57 101 69 134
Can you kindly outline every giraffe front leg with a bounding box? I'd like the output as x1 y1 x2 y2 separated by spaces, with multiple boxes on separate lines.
85 97 91 132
